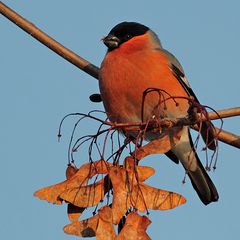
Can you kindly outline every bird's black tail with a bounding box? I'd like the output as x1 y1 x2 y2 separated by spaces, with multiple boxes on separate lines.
171 127 219 205
187 153 219 205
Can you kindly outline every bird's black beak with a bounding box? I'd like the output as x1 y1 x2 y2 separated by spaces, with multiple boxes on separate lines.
102 35 120 50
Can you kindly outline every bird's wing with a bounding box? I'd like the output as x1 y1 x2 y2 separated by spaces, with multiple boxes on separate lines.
161 49 216 150
161 49 199 100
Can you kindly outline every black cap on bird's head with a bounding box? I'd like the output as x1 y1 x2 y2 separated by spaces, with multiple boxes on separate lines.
103 22 149 50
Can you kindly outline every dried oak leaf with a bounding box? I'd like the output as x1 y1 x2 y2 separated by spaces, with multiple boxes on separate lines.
64 205 116 239
59 176 110 208
117 211 151 240
67 204 85 223
34 159 111 205
96 206 117 240
124 157 155 182
131 183 186 212
134 129 182 160
110 157 186 224
64 212 99 237
66 164 78 180
65 165 85 222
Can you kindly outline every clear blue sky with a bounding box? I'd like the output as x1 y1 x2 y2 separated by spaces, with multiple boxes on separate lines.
1 1 240 239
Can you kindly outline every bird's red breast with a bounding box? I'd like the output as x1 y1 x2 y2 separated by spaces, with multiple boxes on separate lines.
99 32 190 124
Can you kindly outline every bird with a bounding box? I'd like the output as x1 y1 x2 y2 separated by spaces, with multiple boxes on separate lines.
99 21 218 205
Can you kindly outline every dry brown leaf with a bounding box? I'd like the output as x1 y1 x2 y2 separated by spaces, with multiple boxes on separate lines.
64 213 99 237
131 183 186 212
64 206 116 239
88 159 112 178
66 165 86 222
67 204 85 223
35 156 186 238
109 159 156 224
109 166 129 225
59 176 110 208
109 158 186 224
66 165 78 180
34 159 111 204
134 129 182 161
125 157 186 211
96 206 117 240
117 212 151 240
124 157 155 182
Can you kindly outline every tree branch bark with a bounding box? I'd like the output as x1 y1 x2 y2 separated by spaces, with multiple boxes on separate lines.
208 107 240 120
0 1 99 79
1 2 239 149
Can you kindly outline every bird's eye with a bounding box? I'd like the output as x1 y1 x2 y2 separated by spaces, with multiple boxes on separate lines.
125 34 132 40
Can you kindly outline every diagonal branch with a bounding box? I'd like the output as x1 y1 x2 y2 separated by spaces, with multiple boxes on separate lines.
208 107 240 120
1 2 239 149
205 108 240 148
0 1 99 79
214 128 239 148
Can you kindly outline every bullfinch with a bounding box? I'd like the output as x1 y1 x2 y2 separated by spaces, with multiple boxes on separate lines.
99 22 218 205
